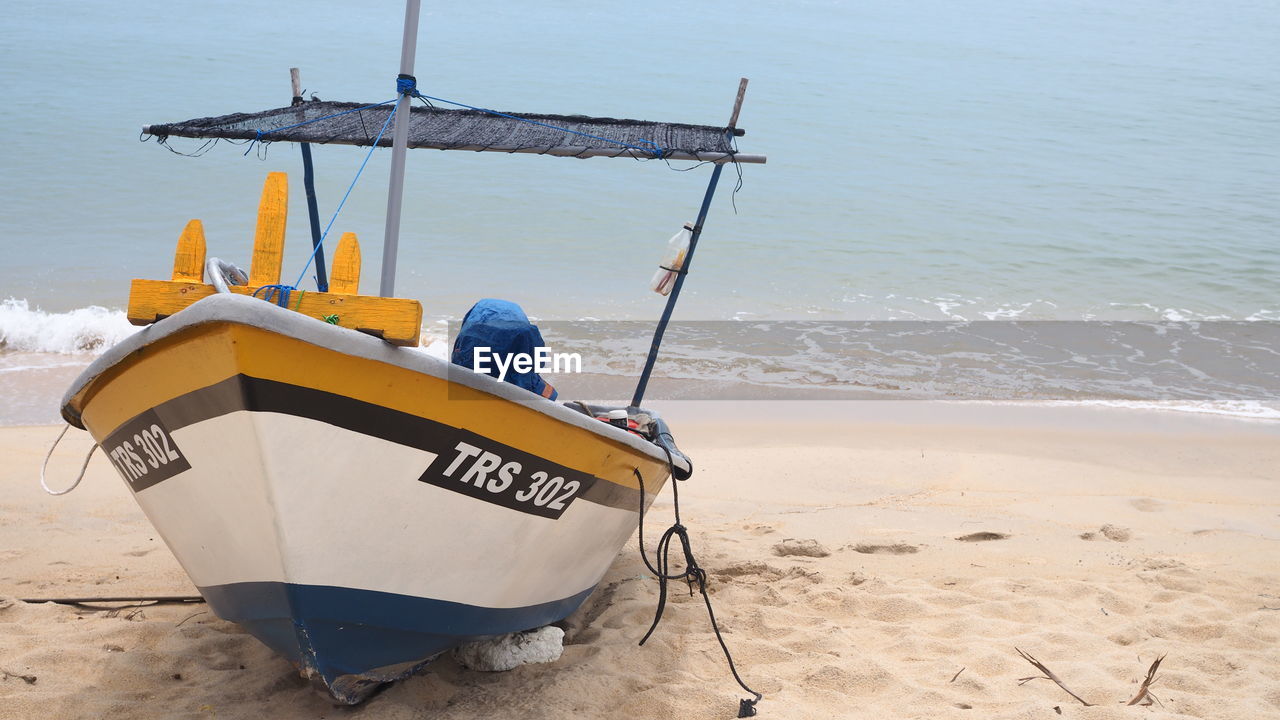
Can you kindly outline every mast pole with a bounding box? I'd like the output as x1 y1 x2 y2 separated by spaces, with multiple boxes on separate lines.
291 68 328 292
630 78 749 409
379 0 423 297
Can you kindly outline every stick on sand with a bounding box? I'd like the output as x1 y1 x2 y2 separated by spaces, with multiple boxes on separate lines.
1125 655 1165 706
1015 648 1093 706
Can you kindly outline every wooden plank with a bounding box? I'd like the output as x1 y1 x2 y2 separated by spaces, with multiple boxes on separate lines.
171 220 206 282
127 279 423 347
329 232 361 294
249 172 288 287
727 77 749 130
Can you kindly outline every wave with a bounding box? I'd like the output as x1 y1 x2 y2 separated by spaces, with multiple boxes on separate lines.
1045 399 1280 421
837 294 1280 322
0 297 456 360
0 298 139 355
2 300 1276 423
531 320 1280 420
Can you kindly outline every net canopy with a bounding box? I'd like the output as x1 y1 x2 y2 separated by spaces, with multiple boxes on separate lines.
144 100 765 164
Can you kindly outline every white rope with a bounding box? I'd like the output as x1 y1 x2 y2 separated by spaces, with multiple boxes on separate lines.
40 424 98 496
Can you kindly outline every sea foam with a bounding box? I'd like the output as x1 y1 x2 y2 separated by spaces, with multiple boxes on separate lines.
0 298 138 355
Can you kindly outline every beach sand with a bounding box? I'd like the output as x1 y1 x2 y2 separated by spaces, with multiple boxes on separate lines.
2 403 1278 719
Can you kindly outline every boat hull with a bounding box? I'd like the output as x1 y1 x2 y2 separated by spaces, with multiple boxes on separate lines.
62 295 676 702
201 580 593 701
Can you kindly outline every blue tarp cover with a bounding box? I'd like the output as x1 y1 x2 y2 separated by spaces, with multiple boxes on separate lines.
451 299 557 400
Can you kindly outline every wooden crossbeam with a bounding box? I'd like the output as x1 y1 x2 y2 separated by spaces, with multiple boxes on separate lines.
249 172 288 287
127 279 423 347
329 232 362 294
171 220 206 282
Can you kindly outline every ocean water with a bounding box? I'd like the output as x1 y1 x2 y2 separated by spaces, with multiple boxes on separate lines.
1 0 1277 423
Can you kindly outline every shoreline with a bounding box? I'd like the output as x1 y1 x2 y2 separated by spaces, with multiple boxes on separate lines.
5 301 1280 425
6 357 1280 427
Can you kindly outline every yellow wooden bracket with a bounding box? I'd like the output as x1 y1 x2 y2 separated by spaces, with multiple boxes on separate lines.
127 279 423 347
172 220 206 282
132 173 421 346
329 232 361 294
249 172 287 287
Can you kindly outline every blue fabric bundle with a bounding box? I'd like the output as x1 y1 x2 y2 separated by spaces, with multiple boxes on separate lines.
450 299 558 400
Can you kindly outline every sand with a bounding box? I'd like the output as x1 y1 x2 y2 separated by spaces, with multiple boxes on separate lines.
2 402 1278 719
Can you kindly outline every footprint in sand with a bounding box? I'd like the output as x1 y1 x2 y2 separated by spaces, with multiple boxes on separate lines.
715 562 824 585
851 543 919 555
1131 498 1163 512
955 532 1009 542
716 561 787 580
125 548 155 557
772 539 831 558
1080 524 1132 542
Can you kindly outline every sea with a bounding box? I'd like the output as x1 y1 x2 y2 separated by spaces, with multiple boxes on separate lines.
1 0 1277 424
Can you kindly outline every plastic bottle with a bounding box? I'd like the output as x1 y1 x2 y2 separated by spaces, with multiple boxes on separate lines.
650 224 693 296
605 408 630 430
595 408 640 432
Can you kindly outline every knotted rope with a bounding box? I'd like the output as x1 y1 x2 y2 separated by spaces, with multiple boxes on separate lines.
634 450 763 717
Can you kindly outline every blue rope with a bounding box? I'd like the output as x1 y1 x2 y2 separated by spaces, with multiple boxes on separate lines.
395 76 665 159
252 284 293 307
243 98 398 156
291 98 399 290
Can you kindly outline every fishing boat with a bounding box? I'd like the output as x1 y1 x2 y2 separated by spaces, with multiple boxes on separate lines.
52 0 765 705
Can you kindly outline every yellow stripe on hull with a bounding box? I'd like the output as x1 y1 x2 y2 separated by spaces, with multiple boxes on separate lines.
68 322 668 492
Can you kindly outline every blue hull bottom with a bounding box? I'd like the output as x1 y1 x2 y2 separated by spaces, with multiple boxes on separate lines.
200 581 594 703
